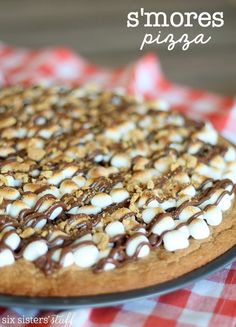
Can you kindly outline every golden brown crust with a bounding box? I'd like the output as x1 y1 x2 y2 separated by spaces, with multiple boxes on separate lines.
0 198 234 297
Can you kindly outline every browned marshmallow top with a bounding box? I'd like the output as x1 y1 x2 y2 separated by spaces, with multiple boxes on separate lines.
0 85 235 274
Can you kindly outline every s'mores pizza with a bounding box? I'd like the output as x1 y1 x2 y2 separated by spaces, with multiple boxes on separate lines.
0 85 235 296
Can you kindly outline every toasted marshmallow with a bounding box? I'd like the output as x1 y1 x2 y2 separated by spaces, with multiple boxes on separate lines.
77 205 102 215
178 185 196 198
173 172 190 184
62 165 78 178
60 180 78 194
105 221 125 237
111 154 131 169
4 175 21 187
126 235 150 258
225 161 236 173
91 193 113 208
224 147 236 162
202 205 222 226
154 156 171 173
194 126 218 145
51 248 74 267
87 166 109 178
176 196 190 207
188 218 210 240
138 195 159 208
6 200 29 218
151 216 175 235
105 127 121 141
179 206 202 221
195 163 210 177
38 187 60 198
141 208 162 224
159 198 176 210
110 188 129 203
72 175 86 188
210 155 225 170
22 193 38 207
73 244 99 268
0 248 15 267
48 172 64 186
23 240 48 261
37 198 55 213
163 230 189 251
0 187 20 201
187 141 203 155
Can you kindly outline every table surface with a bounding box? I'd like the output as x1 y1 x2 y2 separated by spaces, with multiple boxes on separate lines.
0 0 235 96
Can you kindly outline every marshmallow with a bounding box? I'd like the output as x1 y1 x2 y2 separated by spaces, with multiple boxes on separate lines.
105 221 125 237
176 196 190 207
163 230 189 251
110 188 129 203
60 180 78 194
178 185 196 198
126 235 150 258
151 216 175 235
34 218 47 229
62 166 78 179
74 244 99 268
222 171 236 184
4 175 21 187
105 128 121 141
48 172 63 186
179 206 202 221
103 262 116 271
38 187 60 198
202 205 222 226
173 172 190 184
38 199 54 213
91 193 113 208
22 193 37 208
51 248 74 267
187 141 203 155
72 175 86 188
6 201 30 218
194 127 218 145
0 187 20 201
0 248 15 267
142 208 162 224
111 154 131 169
77 205 102 215
217 192 232 212
23 240 48 261
195 163 210 177
207 167 222 180
2 227 21 250
154 157 171 173
188 218 210 239
224 147 236 162
175 223 190 238
159 198 176 210
48 206 63 220
74 234 93 244
210 155 225 170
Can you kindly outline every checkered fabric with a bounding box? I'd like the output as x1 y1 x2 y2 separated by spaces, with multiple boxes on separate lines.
0 43 235 327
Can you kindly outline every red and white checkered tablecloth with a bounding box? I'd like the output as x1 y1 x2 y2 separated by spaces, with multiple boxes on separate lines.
0 43 235 327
